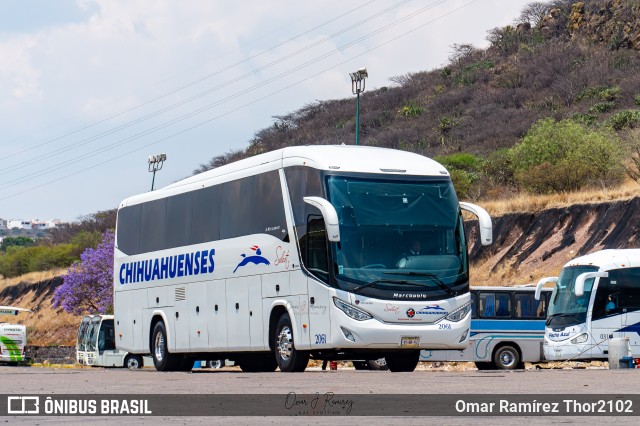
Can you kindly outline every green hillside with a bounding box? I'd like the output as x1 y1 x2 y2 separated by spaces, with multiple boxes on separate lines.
195 0 640 199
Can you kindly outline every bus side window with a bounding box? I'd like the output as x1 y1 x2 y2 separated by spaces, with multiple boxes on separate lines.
495 293 511 318
302 215 330 283
479 292 495 317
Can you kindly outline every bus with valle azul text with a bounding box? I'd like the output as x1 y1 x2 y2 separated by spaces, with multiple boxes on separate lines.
113 145 492 372
420 286 551 370
77 315 150 368
0 306 30 364
535 249 640 361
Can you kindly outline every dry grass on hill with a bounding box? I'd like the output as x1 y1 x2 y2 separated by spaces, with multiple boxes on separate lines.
0 267 79 346
478 179 640 217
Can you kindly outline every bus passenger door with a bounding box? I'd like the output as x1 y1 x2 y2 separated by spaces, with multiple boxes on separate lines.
226 277 251 350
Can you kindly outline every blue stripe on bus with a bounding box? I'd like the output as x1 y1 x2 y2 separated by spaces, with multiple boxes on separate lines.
471 319 545 332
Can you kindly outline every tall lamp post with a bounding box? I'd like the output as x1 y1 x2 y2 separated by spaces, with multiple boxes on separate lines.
349 67 368 145
148 153 167 191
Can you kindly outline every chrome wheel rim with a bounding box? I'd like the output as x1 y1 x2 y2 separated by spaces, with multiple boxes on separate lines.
277 325 293 361
127 357 140 369
154 332 165 363
499 350 515 367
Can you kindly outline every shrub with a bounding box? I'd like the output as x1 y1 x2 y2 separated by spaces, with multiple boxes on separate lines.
577 86 621 102
509 118 623 193
435 153 482 199
0 244 78 278
589 101 615 114
398 102 424 118
607 110 640 130
571 113 598 126
482 149 515 187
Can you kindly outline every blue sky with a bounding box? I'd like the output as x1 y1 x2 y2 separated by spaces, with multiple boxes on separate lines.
0 0 532 221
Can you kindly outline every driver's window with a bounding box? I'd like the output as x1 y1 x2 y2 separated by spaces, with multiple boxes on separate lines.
303 215 329 283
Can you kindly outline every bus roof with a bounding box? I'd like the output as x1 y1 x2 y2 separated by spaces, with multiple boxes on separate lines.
471 286 550 292
119 145 450 208
562 249 640 271
0 306 31 315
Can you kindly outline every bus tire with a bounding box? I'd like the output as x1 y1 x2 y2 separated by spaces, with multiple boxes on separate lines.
177 356 195 371
493 345 521 370
124 354 143 369
274 313 309 372
208 360 224 369
385 351 419 372
368 358 388 370
151 321 180 371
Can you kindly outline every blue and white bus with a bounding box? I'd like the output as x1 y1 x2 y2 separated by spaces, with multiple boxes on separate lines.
113 145 492 373
535 249 640 361
421 286 551 369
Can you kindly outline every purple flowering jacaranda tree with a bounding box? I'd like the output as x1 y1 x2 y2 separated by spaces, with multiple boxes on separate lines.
53 230 114 315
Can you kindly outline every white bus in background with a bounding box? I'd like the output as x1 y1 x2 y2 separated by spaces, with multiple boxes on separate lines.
0 306 30 365
535 249 640 361
113 145 492 373
76 315 147 368
421 286 551 370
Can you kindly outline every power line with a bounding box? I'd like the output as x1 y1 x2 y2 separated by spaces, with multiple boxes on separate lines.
0 0 479 202
0 0 428 182
0 0 376 163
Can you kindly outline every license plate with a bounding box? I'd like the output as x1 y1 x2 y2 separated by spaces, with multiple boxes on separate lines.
401 336 420 348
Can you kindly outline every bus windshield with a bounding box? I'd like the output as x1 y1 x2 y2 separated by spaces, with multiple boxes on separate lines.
87 317 101 352
547 265 599 327
326 176 468 300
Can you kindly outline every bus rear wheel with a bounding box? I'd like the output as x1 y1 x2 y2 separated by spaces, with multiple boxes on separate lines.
385 351 419 372
493 345 521 370
151 321 180 371
274 313 309 372
124 354 143 369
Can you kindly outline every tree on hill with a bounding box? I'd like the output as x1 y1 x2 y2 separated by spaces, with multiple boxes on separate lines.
0 236 35 252
52 230 114 315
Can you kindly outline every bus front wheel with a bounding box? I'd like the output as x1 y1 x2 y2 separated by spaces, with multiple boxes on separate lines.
274 313 309 372
493 345 521 370
151 321 180 371
385 351 419 372
124 354 143 369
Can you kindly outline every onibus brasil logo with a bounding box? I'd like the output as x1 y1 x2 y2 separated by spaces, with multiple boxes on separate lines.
233 245 270 273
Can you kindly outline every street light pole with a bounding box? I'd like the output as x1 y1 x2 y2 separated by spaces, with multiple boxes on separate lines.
148 153 167 191
349 68 368 145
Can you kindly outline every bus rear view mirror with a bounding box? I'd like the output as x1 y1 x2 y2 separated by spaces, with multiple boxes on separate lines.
535 277 557 300
460 202 492 246
303 196 341 242
574 271 608 297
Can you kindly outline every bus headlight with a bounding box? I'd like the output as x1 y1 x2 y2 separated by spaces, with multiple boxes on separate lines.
333 298 373 321
444 302 471 322
571 333 588 344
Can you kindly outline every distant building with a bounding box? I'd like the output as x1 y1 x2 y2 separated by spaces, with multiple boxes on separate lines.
7 220 32 230
0 218 7 229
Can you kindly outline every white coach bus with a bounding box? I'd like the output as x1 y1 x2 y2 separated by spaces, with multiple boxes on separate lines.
77 315 147 368
113 145 492 372
535 249 640 361
421 286 551 370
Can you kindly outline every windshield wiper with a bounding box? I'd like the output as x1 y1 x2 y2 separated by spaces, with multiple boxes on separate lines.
352 279 426 294
383 271 456 296
546 313 581 326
